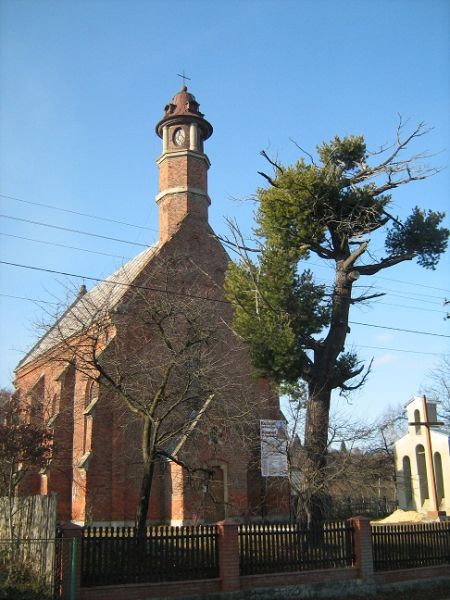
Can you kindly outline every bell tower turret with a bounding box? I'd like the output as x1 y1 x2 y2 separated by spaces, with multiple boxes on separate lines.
155 86 213 243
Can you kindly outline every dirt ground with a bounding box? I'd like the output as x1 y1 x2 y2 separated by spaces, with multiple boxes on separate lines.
317 582 450 600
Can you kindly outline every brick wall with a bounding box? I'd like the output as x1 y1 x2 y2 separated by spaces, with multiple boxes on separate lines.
14 214 288 527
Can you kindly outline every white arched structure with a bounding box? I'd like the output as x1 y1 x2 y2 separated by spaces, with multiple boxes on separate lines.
394 396 449 516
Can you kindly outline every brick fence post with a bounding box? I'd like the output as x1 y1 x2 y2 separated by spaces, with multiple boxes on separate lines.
347 516 374 582
59 523 83 600
217 519 240 592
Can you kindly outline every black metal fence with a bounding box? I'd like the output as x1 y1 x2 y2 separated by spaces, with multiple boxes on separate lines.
328 497 398 519
238 521 355 575
372 522 450 571
81 525 219 587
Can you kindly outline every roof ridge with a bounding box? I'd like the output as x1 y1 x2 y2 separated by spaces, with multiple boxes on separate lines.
16 243 160 370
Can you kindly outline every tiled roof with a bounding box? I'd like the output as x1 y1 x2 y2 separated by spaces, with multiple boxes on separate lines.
16 244 160 369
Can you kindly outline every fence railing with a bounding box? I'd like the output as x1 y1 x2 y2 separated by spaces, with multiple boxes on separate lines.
328 497 398 519
81 525 219 587
238 521 355 575
371 522 450 571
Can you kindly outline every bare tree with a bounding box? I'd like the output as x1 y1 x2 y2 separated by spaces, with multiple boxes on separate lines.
22 254 265 535
283 387 401 521
0 389 53 539
423 355 450 426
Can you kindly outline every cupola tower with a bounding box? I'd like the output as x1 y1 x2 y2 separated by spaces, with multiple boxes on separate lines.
155 86 213 243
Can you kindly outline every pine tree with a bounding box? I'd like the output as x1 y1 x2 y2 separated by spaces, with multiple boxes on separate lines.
225 121 449 527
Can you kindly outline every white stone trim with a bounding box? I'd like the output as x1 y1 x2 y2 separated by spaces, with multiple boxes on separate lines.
83 396 98 416
77 451 92 470
189 123 198 151
162 125 169 153
156 149 211 168
155 186 211 204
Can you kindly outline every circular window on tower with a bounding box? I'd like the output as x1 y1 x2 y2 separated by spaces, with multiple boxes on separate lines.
173 128 185 146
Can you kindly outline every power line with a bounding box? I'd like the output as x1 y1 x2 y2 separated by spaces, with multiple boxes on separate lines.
0 293 444 358
352 284 445 301
307 259 450 294
0 260 230 305
373 274 450 294
0 193 157 232
355 300 446 315
0 293 58 305
327 288 443 306
355 290 443 306
381 291 444 306
1 260 448 339
301 265 446 301
0 223 445 307
357 345 443 357
0 214 149 248
2 193 448 297
349 321 449 339
1 287 444 319
0 232 132 260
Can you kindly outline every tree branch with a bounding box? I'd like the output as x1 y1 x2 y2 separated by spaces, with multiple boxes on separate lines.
354 253 415 276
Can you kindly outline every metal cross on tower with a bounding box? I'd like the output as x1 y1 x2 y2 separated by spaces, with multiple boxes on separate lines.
177 70 191 87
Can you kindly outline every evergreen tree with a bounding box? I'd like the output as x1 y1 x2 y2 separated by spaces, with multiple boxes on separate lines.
225 121 449 527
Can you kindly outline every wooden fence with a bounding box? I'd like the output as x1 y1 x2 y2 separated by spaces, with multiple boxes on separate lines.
81 525 218 587
371 521 450 571
0 495 58 591
0 494 57 540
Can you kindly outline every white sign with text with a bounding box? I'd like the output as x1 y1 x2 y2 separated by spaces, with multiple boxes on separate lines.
260 419 288 477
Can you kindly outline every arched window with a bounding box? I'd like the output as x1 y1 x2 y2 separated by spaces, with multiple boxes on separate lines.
81 380 98 465
434 452 445 504
28 375 45 424
47 393 60 426
414 409 421 434
84 381 98 414
402 456 413 506
415 444 429 506
52 393 59 416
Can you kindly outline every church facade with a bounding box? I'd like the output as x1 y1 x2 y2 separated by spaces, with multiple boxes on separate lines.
394 396 449 516
14 86 289 525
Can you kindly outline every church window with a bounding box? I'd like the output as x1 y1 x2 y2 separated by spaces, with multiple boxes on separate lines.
27 376 45 425
84 381 98 415
434 452 445 504
414 409 421 434
415 444 429 506
81 380 98 467
402 456 413 507
47 393 60 427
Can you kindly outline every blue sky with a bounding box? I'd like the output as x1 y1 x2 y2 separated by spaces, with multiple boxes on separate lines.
1 0 449 423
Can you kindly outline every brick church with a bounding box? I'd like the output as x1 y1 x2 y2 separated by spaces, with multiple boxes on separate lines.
14 85 288 526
